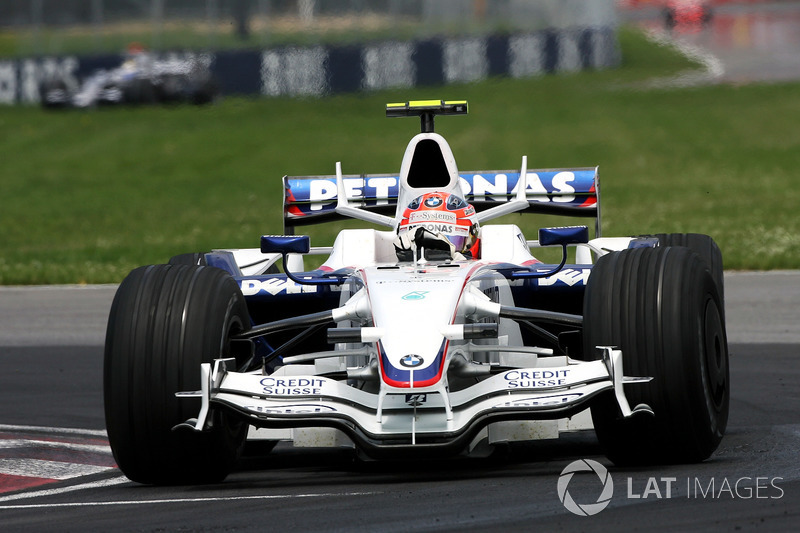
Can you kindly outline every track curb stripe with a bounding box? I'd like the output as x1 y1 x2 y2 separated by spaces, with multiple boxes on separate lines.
0 425 116 496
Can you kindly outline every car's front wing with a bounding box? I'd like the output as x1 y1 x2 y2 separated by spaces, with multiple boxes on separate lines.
178 347 651 455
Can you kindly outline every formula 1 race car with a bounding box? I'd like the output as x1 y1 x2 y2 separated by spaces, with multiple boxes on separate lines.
104 100 729 484
664 0 713 31
40 48 217 109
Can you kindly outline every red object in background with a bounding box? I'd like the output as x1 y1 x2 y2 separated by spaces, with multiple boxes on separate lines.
618 0 770 8
664 0 714 30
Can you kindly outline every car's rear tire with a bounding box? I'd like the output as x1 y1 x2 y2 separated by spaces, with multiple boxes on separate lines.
104 264 250 484
583 245 729 465
39 79 70 109
640 233 724 308
124 78 157 104
191 77 219 105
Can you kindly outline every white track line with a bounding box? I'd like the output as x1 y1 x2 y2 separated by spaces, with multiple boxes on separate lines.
639 28 725 88
0 490 379 510
0 424 108 438
0 439 111 454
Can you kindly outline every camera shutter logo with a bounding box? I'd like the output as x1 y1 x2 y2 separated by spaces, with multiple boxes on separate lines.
557 459 614 516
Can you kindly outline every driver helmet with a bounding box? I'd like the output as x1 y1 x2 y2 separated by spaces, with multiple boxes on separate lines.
126 42 146 57
398 192 480 255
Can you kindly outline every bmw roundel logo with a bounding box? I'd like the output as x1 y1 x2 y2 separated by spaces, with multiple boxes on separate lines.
400 354 424 368
424 196 443 208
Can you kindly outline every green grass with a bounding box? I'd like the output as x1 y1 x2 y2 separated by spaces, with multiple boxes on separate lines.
0 25 419 58
0 13 469 58
1 27 799 285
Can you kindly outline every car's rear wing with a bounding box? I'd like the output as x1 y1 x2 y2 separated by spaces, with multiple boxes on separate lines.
283 167 600 236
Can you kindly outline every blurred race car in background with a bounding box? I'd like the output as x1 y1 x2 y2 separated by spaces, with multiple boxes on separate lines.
664 0 713 29
40 45 218 108
619 0 713 30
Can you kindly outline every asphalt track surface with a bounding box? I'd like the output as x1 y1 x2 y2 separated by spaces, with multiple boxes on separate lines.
0 271 798 532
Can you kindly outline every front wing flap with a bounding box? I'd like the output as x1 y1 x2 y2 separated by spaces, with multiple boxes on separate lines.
180 348 651 451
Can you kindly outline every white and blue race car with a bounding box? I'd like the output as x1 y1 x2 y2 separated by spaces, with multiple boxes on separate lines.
40 50 217 109
104 100 729 484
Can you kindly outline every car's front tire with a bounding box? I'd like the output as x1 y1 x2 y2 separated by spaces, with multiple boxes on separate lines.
584 245 729 465
104 264 249 484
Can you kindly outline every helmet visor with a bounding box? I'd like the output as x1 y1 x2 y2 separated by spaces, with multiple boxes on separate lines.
446 234 470 253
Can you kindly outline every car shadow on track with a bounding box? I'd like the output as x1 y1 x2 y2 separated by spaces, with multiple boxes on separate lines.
232 430 604 483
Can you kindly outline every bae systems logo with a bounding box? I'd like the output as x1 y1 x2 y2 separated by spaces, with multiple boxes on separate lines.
557 459 614 516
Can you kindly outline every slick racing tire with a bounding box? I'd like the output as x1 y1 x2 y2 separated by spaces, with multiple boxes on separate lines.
104 264 250 484
39 79 70 109
583 245 729 465
157 74 187 103
639 233 724 309
191 77 220 105
123 77 157 104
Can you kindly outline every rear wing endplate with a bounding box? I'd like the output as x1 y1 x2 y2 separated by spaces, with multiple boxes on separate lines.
283 167 600 236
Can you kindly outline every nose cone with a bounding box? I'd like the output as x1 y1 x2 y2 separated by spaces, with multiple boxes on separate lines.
378 339 448 388
367 268 463 388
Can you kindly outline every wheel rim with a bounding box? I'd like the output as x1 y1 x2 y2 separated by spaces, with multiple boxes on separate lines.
702 297 728 411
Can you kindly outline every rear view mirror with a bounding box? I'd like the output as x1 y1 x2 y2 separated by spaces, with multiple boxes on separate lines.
512 226 589 280
538 226 589 247
260 235 311 255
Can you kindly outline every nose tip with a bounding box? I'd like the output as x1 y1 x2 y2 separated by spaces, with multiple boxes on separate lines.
400 354 424 367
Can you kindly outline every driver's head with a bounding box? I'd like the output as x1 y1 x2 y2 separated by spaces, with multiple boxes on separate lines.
126 42 146 57
398 192 479 255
